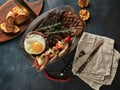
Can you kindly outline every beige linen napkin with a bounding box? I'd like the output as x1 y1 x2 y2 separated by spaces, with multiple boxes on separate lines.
72 32 120 90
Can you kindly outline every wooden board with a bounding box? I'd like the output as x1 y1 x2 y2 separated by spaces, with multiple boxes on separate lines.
0 0 43 42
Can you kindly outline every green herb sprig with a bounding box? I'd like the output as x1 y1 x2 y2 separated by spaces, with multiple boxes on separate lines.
36 22 61 31
45 29 72 35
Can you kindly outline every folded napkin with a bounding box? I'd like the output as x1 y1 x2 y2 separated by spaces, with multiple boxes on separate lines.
72 32 120 90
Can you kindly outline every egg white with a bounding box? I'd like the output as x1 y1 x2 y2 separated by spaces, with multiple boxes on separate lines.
24 34 46 54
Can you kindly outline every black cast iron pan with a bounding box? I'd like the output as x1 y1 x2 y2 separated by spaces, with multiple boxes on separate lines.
20 6 85 71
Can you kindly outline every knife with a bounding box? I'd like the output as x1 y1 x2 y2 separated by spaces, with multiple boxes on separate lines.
76 42 103 74
13 0 37 20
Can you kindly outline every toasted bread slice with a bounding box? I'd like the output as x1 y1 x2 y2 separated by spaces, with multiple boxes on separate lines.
6 16 15 33
12 6 29 25
0 23 8 33
6 11 15 20
0 23 20 33
12 6 24 16
15 13 28 24
13 25 20 33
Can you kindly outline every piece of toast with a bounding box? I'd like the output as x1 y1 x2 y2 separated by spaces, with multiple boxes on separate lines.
0 23 20 33
12 6 28 25
15 13 28 25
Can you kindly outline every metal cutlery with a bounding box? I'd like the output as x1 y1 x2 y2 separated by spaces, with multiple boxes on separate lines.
76 42 103 74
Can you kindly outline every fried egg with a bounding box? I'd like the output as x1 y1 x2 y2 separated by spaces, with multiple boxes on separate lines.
24 34 46 55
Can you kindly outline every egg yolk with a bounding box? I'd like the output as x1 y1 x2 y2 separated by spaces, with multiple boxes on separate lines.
31 41 43 53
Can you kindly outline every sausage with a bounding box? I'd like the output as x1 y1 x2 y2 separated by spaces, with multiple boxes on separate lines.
36 53 49 71
58 42 69 57
49 50 59 62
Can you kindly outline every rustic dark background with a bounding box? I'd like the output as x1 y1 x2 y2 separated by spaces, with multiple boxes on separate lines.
0 0 120 90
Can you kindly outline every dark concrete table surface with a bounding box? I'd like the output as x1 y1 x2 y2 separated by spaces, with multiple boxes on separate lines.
0 0 120 90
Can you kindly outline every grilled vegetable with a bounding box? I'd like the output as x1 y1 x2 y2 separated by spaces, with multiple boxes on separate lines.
58 42 69 57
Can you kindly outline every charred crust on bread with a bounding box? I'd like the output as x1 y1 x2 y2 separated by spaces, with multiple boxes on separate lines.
15 13 28 25
0 6 29 34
